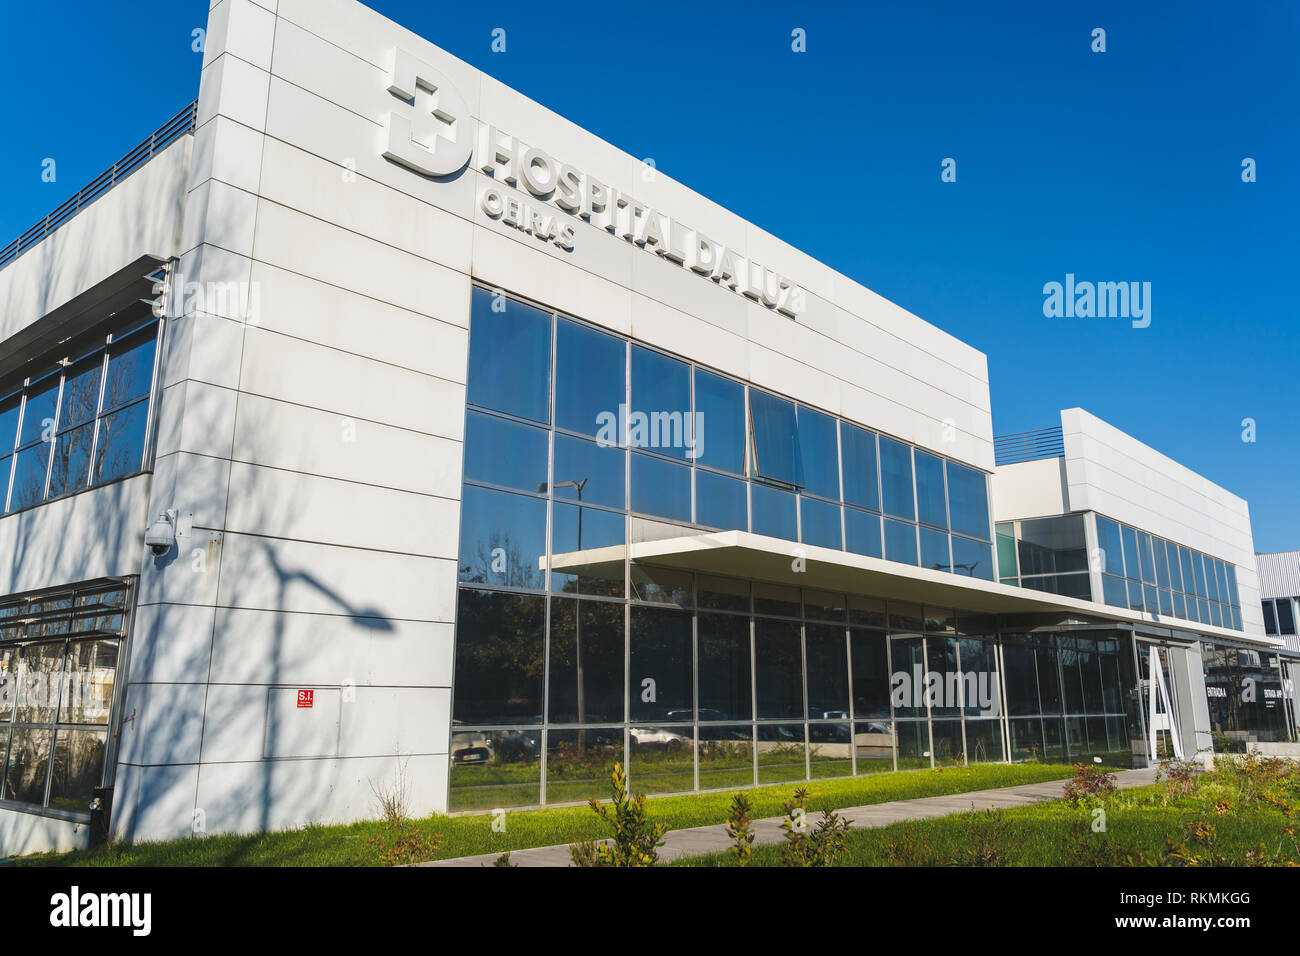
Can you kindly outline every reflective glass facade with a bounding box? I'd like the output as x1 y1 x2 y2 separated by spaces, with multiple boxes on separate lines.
0 316 162 515
1201 641 1296 751
446 286 1164 810
0 580 131 813
1094 514 1243 630
996 515 1092 599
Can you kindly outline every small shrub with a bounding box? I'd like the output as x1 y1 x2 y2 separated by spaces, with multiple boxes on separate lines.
725 793 755 867
368 828 440 867
1161 819 1227 867
1063 762 1117 806
1157 760 1199 802
492 852 517 868
779 787 852 867
569 762 666 867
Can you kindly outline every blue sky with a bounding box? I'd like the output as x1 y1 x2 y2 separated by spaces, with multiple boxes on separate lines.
1 0 1295 549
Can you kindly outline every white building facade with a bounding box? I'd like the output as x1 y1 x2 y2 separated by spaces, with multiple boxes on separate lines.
0 0 1287 855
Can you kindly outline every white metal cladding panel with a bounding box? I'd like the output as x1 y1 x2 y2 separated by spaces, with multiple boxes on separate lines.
1257 551 1300 599
1060 408 1256 566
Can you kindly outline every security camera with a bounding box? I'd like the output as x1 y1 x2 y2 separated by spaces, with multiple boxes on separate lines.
145 511 176 556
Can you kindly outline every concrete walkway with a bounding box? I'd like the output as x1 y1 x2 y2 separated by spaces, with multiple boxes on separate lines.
421 767 1159 867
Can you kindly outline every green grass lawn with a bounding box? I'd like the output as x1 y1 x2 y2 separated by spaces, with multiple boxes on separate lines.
13 762 1074 867
675 757 1300 867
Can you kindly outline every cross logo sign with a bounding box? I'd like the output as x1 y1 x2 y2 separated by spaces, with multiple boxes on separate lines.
382 48 473 178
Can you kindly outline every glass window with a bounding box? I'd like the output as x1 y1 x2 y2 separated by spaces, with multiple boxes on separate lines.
629 346 690 459
951 535 995 581
844 507 882 558
1122 527 1142 583
890 636 925 718
458 485 547 589
3 727 52 805
1203 555 1221 603
946 461 988 541
543 729 621 805
698 575 749 614
919 527 951 572
926 636 960 717
103 325 158 409
914 450 947 529
550 503 624 597
629 725 694 794
757 723 806 783
803 589 845 622
630 566 692 607
805 624 849 718
60 639 117 724
698 724 753 789
698 613 752 721
695 469 747 531
630 452 691 523
1179 548 1197 598
1191 552 1208 598
879 437 914 520
850 628 890 717
0 391 20 453
1018 515 1089 576
1095 516 1125 577
57 356 102 430
996 522 1017 582
1152 536 1171 588
452 589 545 724
1000 641 1040 717
555 318 624 439
808 721 853 778
629 606 692 722
1262 600 1277 635
449 729 540 811
47 422 94 498
466 288 551 423
18 372 59 447
754 582 800 618
91 400 150 484
1137 533 1157 585
552 433 625 510
46 728 108 812
463 411 548 494
883 517 918 566
692 368 745 475
754 618 803 719
840 423 879 511
750 483 797 541
547 597 623 724
749 390 802 487
797 406 838 499
1276 599 1295 636
1164 541 1182 592
799 497 842 550
849 595 887 629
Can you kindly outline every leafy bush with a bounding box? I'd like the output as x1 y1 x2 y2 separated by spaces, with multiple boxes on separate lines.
368 829 440 867
1157 760 1200 802
1063 762 1117 806
569 762 666 867
779 787 852 867
725 793 755 867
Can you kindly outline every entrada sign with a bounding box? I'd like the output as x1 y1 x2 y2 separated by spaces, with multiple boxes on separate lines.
382 48 807 318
